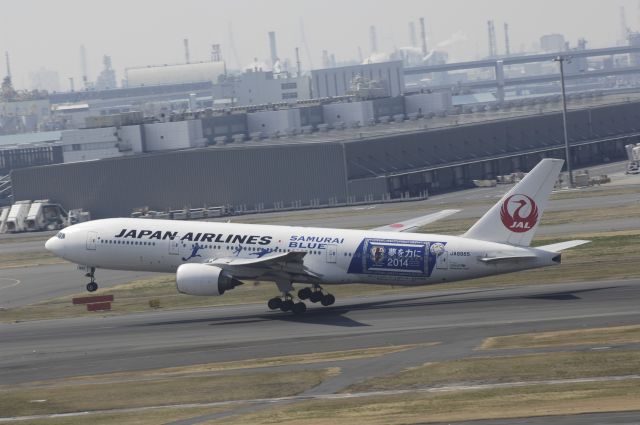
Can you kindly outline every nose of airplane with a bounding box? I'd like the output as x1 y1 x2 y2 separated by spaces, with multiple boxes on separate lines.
45 236 64 256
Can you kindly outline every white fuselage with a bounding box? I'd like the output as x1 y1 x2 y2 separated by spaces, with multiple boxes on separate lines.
46 218 559 287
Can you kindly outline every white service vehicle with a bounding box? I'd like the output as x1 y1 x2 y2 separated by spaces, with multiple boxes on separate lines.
46 159 589 314
625 143 640 175
25 200 48 231
5 201 31 233
0 207 9 233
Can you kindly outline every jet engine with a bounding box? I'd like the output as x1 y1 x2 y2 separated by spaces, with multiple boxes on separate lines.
176 264 243 296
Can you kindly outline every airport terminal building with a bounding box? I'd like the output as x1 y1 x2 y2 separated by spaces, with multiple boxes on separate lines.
11 98 638 218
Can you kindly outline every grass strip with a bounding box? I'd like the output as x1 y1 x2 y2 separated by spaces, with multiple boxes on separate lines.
0 369 330 418
344 350 640 393
4 406 236 425
0 250 65 269
211 379 640 425
480 325 640 350
422 203 640 235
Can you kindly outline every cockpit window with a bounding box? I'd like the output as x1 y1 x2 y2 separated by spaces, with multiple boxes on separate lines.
56 232 66 239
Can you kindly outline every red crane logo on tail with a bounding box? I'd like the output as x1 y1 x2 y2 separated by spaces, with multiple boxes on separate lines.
500 194 539 233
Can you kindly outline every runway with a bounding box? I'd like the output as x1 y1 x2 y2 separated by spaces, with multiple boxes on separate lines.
2 278 639 388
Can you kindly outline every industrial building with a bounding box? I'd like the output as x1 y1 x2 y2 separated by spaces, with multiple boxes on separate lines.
311 61 405 98
124 61 227 87
11 98 638 218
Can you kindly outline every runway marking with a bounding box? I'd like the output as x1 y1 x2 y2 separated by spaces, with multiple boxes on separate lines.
1 374 639 422
0 278 20 291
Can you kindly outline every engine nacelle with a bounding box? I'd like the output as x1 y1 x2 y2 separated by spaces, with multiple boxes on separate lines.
176 264 243 296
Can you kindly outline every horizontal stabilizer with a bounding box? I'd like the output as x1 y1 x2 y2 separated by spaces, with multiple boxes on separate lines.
479 253 538 263
537 240 590 253
373 209 460 233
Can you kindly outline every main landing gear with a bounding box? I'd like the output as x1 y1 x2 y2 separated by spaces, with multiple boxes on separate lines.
268 279 307 314
267 284 335 314
267 295 307 314
85 267 98 292
298 285 335 307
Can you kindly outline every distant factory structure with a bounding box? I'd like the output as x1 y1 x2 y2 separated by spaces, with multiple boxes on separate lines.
311 61 404 98
124 61 227 87
5 16 640 218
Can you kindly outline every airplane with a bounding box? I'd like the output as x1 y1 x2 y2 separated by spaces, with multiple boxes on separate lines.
45 158 589 314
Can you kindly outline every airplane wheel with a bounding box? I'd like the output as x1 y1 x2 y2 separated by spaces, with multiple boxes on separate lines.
292 302 307 314
280 299 294 312
267 297 282 310
86 282 98 292
298 287 312 300
309 291 323 303
321 294 335 306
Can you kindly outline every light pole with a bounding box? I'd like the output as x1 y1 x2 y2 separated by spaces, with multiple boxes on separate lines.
553 55 573 188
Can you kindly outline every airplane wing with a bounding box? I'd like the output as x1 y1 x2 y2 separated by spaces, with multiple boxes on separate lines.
372 209 460 233
208 251 321 279
536 240 590 252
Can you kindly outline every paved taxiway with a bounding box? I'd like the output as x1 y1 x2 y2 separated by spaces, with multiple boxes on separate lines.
2 279 639 387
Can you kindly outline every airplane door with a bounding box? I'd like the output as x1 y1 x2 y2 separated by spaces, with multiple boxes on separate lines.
436 251 449 270
86 231 98 250
168 240 180 255
326 244 337 263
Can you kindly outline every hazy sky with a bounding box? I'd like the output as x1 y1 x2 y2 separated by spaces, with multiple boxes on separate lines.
2 0 639 90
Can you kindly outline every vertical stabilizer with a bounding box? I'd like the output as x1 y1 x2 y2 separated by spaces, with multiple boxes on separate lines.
463 158 564 246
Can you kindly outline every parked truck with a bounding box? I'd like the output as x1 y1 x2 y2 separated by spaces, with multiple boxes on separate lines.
0 207 9 233
5 201 31 233
25 200 68 231
626 144 640 175
25 200 47 231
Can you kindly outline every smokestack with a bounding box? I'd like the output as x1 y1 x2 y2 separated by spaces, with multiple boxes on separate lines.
504 23 511 56
487 20 497 58
295 47 302 75
4 51 10 79
80 45 89 88
268 31 278 64
369 26 378 53
69 77 75 92
419 17 428 56
620 6 630 43
184 38 190 64
409 22 417 48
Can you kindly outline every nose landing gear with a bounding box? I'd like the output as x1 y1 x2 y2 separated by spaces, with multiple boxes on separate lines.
85 267 98 292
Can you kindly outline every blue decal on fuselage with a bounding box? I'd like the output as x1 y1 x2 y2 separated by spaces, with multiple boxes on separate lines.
347 238 446 277
182 243 203 261
250 247 273 258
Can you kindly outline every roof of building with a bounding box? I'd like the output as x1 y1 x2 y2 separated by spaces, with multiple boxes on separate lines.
0 131 62 147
